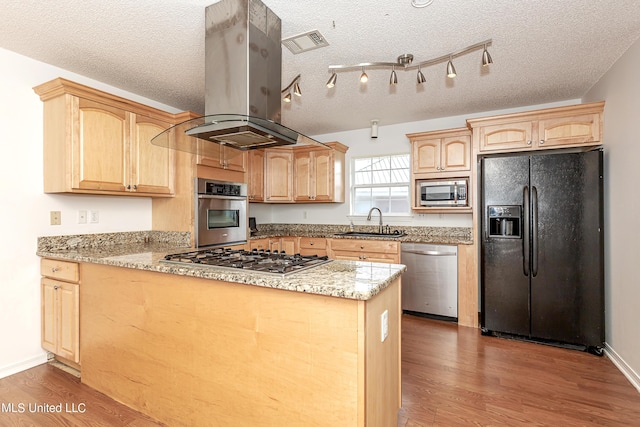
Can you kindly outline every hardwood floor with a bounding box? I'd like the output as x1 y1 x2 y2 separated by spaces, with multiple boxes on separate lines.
399 315 640 426
1 315 639 426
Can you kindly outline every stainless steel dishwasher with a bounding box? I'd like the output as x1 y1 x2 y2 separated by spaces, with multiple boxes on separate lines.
401 243 458 320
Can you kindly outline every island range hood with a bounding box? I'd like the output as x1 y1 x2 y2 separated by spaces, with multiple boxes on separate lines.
152 0 327 152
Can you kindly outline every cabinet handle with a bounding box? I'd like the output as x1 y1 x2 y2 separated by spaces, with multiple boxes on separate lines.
133 184 137 190
436 166 441 171
539 139 545 145
127 185 131 189
441 167 445 171
360 246 364 249
309 242 314 246
527 140 532 145
53 285 59 290
51 267 59 273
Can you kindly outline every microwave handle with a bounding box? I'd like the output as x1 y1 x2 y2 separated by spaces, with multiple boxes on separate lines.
454 183 459 203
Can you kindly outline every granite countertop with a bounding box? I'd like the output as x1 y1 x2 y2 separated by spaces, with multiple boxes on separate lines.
251 223 473 245
36 232 405 301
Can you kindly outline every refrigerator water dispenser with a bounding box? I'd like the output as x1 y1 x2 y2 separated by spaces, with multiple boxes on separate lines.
488 205 522 238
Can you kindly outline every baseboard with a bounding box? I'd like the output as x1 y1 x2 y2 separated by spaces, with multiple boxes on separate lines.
605 343 640 394
0 353 48 380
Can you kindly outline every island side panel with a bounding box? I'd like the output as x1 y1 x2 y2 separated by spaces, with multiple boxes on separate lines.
364 277 402 426
80 263 362 426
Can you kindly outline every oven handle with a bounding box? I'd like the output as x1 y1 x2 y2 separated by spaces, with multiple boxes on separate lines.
197 194 247 201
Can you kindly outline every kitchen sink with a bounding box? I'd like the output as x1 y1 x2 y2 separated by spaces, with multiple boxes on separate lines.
334 231 406 238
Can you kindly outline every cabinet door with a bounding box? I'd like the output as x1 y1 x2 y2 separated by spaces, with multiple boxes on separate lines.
280 237 298 255
538 113 601 148
58 281 80 362
265 150 293 202
41 278 80 363
131 114 174 195
248 150 265 202
441 135 470 172
312 149 334 201
74 98 129 192
412 139 441 173
41 279 57 353
198 142 247 172
293 150 313 201
299 237 327 256
478 121 535 152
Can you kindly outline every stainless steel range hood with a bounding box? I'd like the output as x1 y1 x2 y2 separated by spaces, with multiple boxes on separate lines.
152 0 327 152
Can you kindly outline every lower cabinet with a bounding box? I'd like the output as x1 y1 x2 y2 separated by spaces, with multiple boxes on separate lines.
299 237 327 257
328 239 401 264
40 258 80 366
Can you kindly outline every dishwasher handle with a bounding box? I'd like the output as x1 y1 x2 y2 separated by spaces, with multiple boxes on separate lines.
401 249 457 256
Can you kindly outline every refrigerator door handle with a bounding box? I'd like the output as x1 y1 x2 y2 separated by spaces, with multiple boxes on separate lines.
523 186 530 277
532 186 539 277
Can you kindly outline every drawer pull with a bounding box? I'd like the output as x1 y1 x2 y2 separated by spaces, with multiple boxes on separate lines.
51 267 59 273
53 285 59 290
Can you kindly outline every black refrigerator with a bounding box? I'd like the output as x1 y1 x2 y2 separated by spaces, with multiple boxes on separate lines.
480 149 604 354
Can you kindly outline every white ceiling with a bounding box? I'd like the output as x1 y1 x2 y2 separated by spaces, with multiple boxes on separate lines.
3 0 640 136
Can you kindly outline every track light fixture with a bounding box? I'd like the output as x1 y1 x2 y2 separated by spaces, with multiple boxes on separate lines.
446 55 457 78
326 72 337 88
482 44 493 66
417 66 426 84
360 67 368 83
390 66 398 85
326 39 492 89
281 74 302 103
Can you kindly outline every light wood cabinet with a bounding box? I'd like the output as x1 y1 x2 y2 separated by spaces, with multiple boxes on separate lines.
197 141 247 172
328 239 401 264
33 78 176 197
247 149 265 201
299 237 328 257
409 128 471 175
40 258 80 366
467 101 604 153
279 237 298 254
265 149 294 202
249 238 269 251
293 142 348 203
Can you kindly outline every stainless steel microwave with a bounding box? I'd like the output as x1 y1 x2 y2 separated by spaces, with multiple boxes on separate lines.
419 179 468 207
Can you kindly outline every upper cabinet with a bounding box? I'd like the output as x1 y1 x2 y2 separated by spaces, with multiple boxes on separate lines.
467 102 604 153
293 142 348 203
265 149 294 202
251 142 348 204
197 140 247 172
34 78 176 197
408 128 471 176
247 149 265 202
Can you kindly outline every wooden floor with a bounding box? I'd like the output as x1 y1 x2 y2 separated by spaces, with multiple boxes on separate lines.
399 315 640 426
1 315 639 426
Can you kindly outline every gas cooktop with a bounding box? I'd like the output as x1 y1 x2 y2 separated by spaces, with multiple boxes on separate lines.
162 247 332 276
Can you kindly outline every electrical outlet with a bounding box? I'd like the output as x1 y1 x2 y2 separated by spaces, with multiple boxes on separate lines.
303 211 308 219
78 210 87 224
381 310 389 342
89 210 99 223
50 211 61 225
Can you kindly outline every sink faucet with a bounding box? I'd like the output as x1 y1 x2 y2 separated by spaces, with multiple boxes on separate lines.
366 207 383 234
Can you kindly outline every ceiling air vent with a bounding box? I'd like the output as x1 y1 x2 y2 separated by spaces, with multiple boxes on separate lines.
282 30 329 54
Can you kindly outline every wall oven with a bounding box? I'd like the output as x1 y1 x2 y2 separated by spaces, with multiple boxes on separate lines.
419 178 468 207
195 178 247 248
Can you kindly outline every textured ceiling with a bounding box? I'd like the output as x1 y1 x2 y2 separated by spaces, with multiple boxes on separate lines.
3 0 640 136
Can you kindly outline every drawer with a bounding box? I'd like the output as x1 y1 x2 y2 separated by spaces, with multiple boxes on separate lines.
329 239 399 254
41 258 79 283
299 237 327 250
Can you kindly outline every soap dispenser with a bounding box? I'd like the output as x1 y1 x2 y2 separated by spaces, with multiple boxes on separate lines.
349 220 355 232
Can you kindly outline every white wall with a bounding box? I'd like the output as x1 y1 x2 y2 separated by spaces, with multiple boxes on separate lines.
583 38 640 387
0 47 181 378
250 99 580 228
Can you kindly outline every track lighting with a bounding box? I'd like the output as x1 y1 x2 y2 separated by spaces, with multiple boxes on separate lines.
446 55 457 78
326 39 492 89
281 74 302 103
482 44 493 66
417 66 426 84
360 67 368 83
326 72 337 88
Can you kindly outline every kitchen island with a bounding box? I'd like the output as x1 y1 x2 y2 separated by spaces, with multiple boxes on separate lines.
37 233 405 427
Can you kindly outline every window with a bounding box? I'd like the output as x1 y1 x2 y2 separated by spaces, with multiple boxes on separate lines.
351 154 411 215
